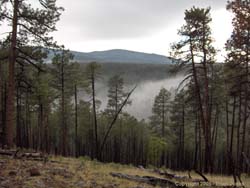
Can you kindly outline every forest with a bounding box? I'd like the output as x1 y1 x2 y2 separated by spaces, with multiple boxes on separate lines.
0 0 250 181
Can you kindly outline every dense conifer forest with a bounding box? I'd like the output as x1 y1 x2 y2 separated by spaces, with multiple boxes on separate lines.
0 0 250 183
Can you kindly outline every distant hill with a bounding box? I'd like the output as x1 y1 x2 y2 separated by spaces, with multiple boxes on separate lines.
47 49 172 64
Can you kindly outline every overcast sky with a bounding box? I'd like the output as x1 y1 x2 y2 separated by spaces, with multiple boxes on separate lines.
1 0 233 60
52 0 232 60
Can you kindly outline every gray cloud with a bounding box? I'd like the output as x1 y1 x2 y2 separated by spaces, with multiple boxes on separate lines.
57 0 227 40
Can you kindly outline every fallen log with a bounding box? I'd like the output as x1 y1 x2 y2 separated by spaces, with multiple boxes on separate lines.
21 152 43 158
153 169 206 183
110 172 187 188
0 149 47 162
157 169 245 188
0 149 17 156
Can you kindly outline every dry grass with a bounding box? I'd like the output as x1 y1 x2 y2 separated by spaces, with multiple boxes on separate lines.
207 174 249 187
0 155 159 188
0 155 249 188
166 168 250 188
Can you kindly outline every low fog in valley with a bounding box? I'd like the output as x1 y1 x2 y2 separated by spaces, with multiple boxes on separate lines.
88 73 184 120
124 75 184 119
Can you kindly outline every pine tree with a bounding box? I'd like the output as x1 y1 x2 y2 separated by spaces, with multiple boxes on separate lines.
104 75 131 161
0 0 63 147
226 0 250 173
171 7 216 172
106 75 130 117
34 63 55 152
85 62 102 159
51 50 75 156
170 89 186 170
151 88 171 137
0 42 8 147
69 62 83 157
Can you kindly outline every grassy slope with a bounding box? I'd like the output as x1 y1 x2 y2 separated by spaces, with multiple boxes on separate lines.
0 155 249 188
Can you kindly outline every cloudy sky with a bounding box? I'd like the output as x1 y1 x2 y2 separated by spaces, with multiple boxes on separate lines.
52 0 233 60
0 0 233 59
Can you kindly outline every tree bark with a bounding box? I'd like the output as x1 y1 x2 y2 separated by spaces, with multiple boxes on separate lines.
225 96 230 174
0 61 2 144
230 95 236 155
61 55 66 156
181 102 185 169
91 71 98 159
16 81 21 147
6 0 19 148
236 89 242 166
189 37 207 172
240 30 249 172
74 84 78 157
193 110 198 170
202 20 213 173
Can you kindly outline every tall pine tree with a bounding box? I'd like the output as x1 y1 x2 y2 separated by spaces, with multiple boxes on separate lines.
0 0 63 147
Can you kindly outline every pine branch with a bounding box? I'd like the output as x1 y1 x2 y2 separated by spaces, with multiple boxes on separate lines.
17 55 45 72
17 22 53 47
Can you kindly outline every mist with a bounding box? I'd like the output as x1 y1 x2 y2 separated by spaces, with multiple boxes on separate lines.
93 74 184 120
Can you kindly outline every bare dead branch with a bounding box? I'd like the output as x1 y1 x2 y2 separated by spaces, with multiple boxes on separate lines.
99 85 137 157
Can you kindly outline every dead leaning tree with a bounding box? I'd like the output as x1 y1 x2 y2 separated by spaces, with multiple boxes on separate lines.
242 152 250 170
98 85 137 160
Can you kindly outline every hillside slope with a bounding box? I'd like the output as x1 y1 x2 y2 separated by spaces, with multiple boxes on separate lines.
47 49 172 64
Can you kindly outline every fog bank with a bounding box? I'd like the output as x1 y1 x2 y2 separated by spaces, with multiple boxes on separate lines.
94 75 184 120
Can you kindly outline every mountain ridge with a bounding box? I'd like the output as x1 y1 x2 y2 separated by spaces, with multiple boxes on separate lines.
47 49 173 64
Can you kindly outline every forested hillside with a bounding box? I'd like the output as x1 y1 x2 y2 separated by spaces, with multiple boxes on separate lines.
81 63 175 84
0 1 250 187
46 49 173 64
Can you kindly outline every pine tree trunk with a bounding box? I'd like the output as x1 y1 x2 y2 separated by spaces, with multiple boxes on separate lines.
230 95 236 155
202 21 213 173
181 102 185 169
194 110 198 170
91 72 98 159
189 37 207 172
0 61 2 144
0 83 4 148
74 84 78 157
25 91 30 148
161 95 165 166
162 95 165 137
16 82 21 147
226 96 230 174
237 90 242 166
227 95 236 174
44 105 49 153
212 106 219 169
178 117 182 169
6 0 19 148
240 30 249 172
61 58 66 156
198 115 202 172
